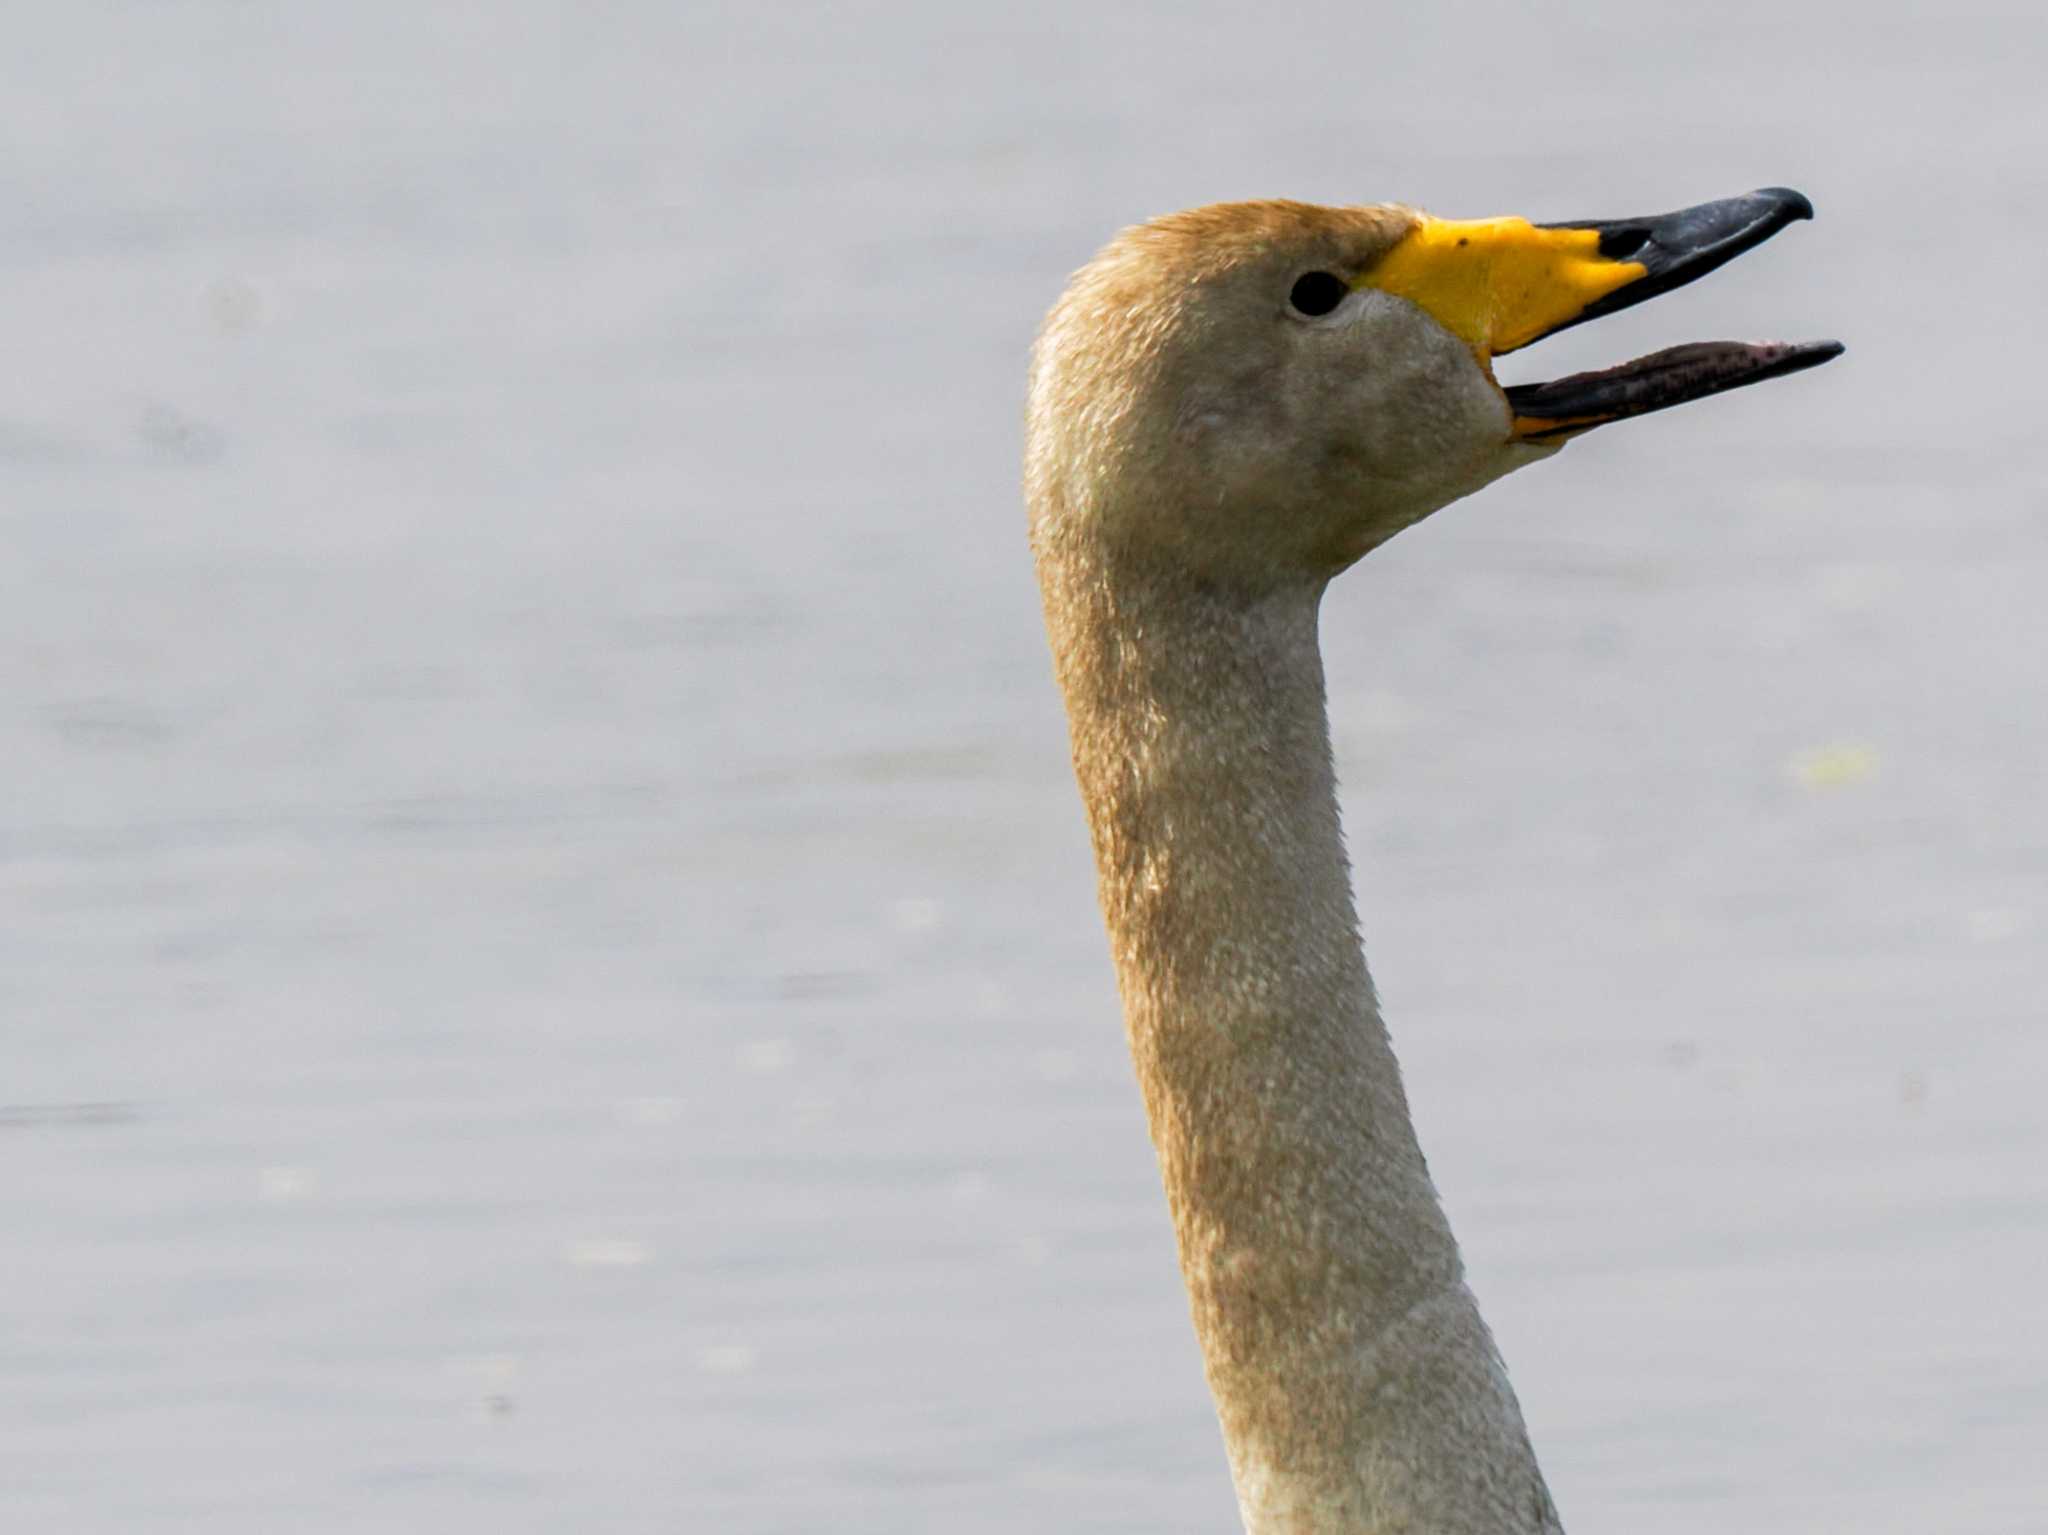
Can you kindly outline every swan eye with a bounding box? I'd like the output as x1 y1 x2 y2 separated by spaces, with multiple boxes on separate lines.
1288 271 1348 317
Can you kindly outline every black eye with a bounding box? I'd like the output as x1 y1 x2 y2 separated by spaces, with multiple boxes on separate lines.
1288 271 1348 317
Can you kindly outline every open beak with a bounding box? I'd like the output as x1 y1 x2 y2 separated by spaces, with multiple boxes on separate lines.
1360 186 1843 441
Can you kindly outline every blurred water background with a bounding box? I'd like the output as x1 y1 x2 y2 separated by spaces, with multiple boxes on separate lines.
2 3 2043 1530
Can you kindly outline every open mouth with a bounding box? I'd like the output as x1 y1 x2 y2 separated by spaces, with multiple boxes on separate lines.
1361 186 1844 441
1502 189 1842 440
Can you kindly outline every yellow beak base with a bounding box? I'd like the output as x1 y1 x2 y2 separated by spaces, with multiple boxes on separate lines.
1357 215 1645 360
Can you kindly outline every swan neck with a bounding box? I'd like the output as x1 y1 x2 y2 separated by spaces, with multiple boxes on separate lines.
1037 550 1561 1534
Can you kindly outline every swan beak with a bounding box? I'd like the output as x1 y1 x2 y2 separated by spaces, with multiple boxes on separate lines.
1360 187 1843 440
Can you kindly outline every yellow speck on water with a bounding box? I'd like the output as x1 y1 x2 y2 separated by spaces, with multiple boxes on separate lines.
1787 743 1878 790
736 1038 796 1074
258 1166 314 1203
567 1239 649 1269
451 1354 522 1421
890 896 942 933
699 1344 757 1375
621 1095 684 1125
1815 562 1898 613
1965 908 2031 944
948 1170 993 1207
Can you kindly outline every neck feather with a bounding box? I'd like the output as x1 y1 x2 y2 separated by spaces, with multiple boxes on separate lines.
1036 535 1562 1534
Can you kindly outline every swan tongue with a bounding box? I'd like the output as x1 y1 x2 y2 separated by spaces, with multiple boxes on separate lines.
1505 339 1844 441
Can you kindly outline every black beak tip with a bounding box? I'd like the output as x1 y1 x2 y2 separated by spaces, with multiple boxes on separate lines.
1535 185 1826 338
1754 186 1816 223
1774 337 1847 380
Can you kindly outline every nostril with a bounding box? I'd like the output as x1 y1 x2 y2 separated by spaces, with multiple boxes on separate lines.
1601 228 1651 260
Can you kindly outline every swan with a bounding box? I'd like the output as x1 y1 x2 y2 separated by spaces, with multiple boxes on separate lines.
1024 188 1840 1534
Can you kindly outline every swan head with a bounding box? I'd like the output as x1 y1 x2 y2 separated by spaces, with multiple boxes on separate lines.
1026 190 1839 587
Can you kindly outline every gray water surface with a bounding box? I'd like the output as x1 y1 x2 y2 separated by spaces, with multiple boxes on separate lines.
3 4 2044 1531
